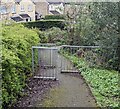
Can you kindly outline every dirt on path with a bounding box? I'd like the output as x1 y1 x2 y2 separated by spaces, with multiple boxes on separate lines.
38 74 97 107
15 53 97 108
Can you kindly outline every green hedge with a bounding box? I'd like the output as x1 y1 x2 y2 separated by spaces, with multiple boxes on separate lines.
23 20 65 30
44 15 65 20
2 23 40 108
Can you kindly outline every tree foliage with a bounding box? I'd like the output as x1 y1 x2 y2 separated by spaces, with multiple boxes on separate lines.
38 27 67 45
65 2 119 70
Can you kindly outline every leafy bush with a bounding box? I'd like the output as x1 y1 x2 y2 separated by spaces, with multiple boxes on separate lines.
37 31 48 43
37 27 67 45
44 15 65 20
2 23 40 108
23 20 65 30
82 68 119 107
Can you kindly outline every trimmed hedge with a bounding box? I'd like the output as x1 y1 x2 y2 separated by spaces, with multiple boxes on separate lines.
2 23 40 108
23 20 65 30
44 15 65 20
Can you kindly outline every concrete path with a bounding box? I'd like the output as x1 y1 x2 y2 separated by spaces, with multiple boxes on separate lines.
35 54 97 107
16 49 97 108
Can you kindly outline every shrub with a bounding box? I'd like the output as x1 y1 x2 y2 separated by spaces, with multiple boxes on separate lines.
38 27 67 45
44 15 65 20
38 31 48 43
23 20 65 30
2 23 40 108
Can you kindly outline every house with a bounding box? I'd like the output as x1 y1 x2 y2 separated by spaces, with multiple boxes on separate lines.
0 0 15 20
0 0 84 22
32 0 49 19
0 0 35 22
15 0 35 21
47 0 64 15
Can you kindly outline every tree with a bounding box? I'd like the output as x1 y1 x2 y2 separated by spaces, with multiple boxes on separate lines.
90 2 119 70
65 2 119 70
64 3 83 45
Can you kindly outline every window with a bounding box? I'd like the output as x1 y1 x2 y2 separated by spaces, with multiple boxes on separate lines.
11 5 16 13
50 5 53 10
21 5 24 12
0 6 7 14
28 5 33 12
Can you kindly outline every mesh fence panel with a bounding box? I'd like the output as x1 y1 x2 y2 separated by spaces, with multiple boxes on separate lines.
59 45 118 72
32 46 58 79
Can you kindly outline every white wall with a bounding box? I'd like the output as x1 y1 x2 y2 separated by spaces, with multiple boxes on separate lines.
49 3 64 14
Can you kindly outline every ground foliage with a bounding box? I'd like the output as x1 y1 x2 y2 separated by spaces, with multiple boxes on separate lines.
2 23 40 108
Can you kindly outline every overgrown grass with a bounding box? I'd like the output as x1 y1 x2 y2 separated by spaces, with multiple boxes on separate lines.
63 53 119 107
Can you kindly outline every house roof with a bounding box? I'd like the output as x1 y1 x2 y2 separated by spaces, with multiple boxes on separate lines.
64 0 84 3
46 0 64 4
19 14 31 18
50 10 60 15
15 0 22 3
46 0 84 4
15 0 83 4
32 0 48 3
15 0 38 3
11 16 23 22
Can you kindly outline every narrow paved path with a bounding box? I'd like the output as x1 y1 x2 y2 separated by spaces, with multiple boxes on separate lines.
16 49 97 107
34 54 97 107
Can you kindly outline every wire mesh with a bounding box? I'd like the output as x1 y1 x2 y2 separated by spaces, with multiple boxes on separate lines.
59 45 112 73
32 46 58 80
32 44 119 78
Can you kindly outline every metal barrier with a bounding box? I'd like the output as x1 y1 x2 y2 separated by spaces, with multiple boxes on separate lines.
60 45 100 73
32 44 116 79
32 46 58 80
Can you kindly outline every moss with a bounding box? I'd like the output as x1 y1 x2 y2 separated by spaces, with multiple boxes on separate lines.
42 87 65 107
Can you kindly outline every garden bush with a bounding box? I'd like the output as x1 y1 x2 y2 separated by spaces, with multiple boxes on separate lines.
37 27 67 45
44 15 65 20
2 23 40 108
23 20 65 30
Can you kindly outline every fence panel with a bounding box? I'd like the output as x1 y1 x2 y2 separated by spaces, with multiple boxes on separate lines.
60 45 100 73
32 46 58 80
